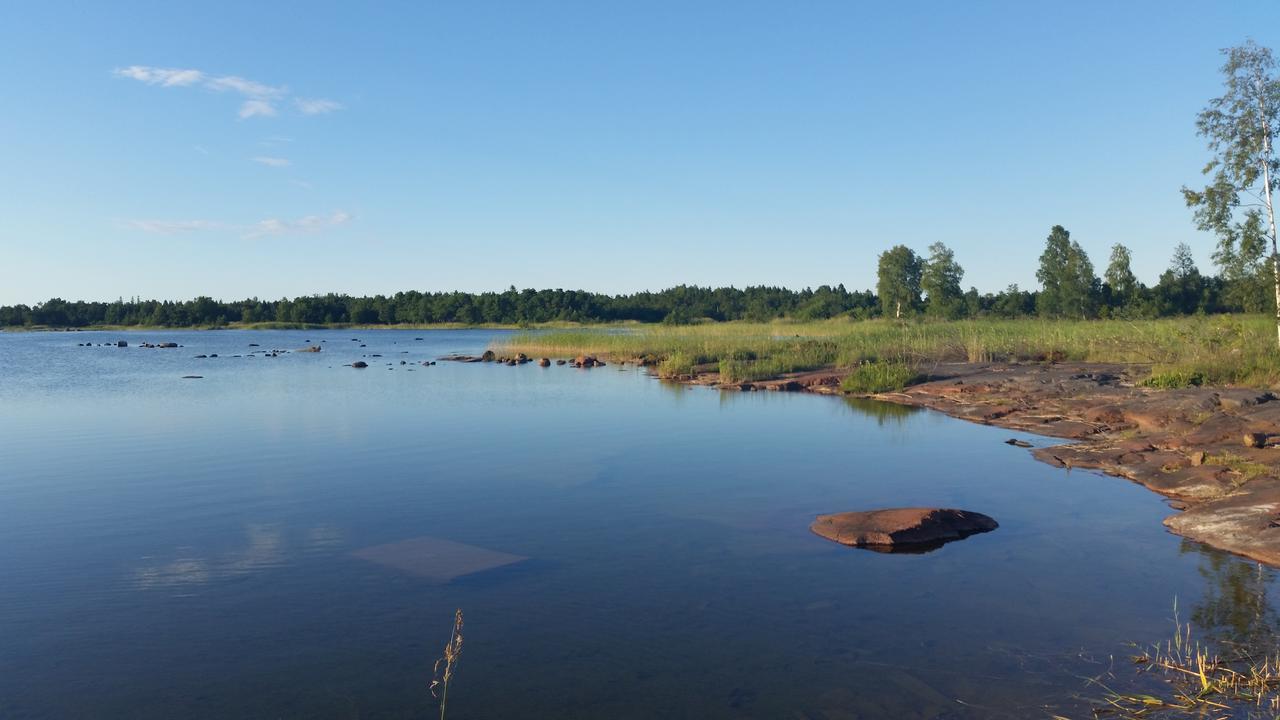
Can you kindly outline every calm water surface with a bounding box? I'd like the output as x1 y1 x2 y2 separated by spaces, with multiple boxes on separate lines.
2 329 1278 719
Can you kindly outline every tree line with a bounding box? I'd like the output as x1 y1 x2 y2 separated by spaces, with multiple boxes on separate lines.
6 41 1280 331
872 226 1273 321
0 226 1272 328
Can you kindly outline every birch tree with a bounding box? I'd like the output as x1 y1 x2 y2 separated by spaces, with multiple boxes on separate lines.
1184 40 1280 347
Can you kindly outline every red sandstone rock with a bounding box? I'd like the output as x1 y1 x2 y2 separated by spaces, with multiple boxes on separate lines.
810 508 998 548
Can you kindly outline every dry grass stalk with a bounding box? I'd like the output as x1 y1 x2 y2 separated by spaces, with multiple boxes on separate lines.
430 609 464 720
1100 600 1280 717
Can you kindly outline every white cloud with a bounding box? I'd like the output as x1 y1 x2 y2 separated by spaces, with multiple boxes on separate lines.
252 156 290 167
114 65 334 119
113 66 204 87
238 100 276 119
127 219 222 234
244 211 351 239
125 211 351 239
295 97 343 115
206 75 283 98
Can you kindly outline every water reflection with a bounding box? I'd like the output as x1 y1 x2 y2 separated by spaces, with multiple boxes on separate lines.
842 396 919 425
133 524 287 590
1181 540 1280 655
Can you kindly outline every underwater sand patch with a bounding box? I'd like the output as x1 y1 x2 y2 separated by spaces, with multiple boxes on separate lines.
350 536 526 582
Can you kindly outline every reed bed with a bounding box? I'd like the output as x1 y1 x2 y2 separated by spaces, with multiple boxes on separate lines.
500 315 1280 388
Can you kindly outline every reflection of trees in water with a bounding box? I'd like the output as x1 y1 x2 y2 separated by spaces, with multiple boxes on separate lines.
841 397 919 426
1180 539 1280 656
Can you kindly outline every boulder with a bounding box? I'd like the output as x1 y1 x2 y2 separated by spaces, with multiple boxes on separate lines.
351 361 368 369
481 350 496 362
556 359 567 366
574 355 597 368
539 358 551 367
810 508 997 549
1244 432 1269 449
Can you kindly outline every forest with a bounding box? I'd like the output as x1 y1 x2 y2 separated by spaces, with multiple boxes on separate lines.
0 224 1272 328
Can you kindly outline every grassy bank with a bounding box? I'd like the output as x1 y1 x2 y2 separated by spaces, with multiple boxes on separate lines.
500 315 1280 388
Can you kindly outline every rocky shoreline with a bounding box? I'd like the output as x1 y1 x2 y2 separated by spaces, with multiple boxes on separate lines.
471 352 1280 567
727 361 1280 567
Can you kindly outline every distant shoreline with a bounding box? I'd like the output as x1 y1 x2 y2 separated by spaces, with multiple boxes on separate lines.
0 320 647 333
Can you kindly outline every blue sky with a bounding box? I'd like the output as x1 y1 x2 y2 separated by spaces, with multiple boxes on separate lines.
1 1 1278 305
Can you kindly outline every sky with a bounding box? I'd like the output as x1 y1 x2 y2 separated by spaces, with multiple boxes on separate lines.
2 1 1279 305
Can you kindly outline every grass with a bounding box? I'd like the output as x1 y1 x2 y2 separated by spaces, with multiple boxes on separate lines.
430 609 464 720
841 361 920 394
1098 600 1280 718
499 315 1280 389
1203 451 1274 484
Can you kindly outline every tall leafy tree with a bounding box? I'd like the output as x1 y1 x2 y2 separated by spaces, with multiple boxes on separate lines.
1036 225 1099 318
1184 40 1280 346
876 245 923 319
1104 243 1140 309
921 242 965 318
1155 242 1207 314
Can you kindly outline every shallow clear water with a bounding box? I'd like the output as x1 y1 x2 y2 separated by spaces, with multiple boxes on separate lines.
2 329 1278 719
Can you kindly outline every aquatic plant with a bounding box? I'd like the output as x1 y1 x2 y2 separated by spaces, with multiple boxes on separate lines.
1099 599 1280 717
430 609 464 720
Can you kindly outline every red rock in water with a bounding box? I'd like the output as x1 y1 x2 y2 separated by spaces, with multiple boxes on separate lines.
810 508 997 549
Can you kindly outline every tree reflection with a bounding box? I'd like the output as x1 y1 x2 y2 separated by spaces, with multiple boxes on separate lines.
1180 539 1280 657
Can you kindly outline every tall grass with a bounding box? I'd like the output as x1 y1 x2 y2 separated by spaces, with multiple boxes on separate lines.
501 315 1280 388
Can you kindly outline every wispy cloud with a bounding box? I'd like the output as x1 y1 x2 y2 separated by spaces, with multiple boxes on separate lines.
126 219 223 234
125 211 351 239
206 75 283 98
113 65 340 119
113 66 204 87
295 98 343 115
239 100 277 119
244 211 351 239
252 156 290 167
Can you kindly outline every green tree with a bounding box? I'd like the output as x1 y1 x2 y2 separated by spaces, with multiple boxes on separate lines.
1155 242 1208 314
1036 225 1098 318
1104 243 1140 310
876 245 923 319
1184 40 1280 346
921 242 965 318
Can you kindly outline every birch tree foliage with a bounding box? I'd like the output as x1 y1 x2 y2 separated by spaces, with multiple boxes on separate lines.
1183 40 1280 343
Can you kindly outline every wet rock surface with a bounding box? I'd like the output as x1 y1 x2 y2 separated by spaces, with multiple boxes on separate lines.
872 362 1280 566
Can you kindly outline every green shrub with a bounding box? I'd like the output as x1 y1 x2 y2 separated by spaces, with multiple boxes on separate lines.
1141 369 1206 389
841 362 920 394
657 351 695 378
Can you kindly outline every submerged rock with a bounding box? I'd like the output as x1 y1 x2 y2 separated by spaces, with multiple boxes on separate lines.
351 361 368 369
810 508 997 550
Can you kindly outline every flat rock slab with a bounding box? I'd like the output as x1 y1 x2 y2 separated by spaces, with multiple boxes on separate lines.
811 508 998 549
350 536 526 582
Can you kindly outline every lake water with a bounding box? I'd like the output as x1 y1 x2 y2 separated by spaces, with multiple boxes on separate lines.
2 329 1278 719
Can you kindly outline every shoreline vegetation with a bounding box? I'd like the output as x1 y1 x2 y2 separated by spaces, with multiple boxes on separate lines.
502 315 1280 389
495 315 1280 570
